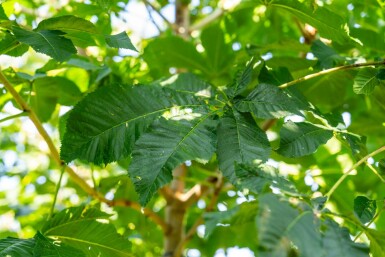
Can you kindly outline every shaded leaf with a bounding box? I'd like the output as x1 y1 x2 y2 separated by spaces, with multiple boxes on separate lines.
277 121 333 158
0 32 29 56
353 67 382 95
0 237 34 257
33 232 85 257
129 115 217 205
235 83 303 118
354 196 377 224
341 132 368 161
226 57 255 98
217 110 270 182
42 206 133 257
234 163 297 195
379 159 385 174
12 26 77 61
105 31 137 51
269 0 351 44
61 84 203 165
323 219 369 257
311 40 345 69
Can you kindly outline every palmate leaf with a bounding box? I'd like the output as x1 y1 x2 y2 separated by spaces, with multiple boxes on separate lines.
354 196 377 224
12 26 77 62
235 83 303 118
61 84 203 165
277 121 333 158
268 0 351 44
129 114 217 205
42 206 133 257
217 109 270 182
0 237 35 257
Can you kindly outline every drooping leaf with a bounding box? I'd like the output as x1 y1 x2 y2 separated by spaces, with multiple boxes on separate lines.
12 26 77 62
258 194 323 257
61 84 204 165
217 110 270 182
277 121 333 158
0 237 35 257
340 132 368 161
366 229 385 257
235 83 303 118
42 206 133 257
268 0 351 44
226 57 255 98
36 15 98 47
311 40 346 69
353 67 382 95
234 163 297 195
33 232 85 257
105 31 137 51
0 32 29 56
129 114 217 205
201 24 234 75
354 196 377 224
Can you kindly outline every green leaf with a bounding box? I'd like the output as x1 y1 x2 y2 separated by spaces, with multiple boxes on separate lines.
0 237 35 257
143 36 207 75
353 67 382 95
129 115 217 205
323 219 369 257
340 132 368 161
366 229 385 257
277 121 333 158
258 194 323 257
61 84 203 165
0 32 29 57
379 158 385 174
33 232 85 257
12 26 77 62
105 31 137 51
354 196 377 224
217 110 270 182
234 163 297 195
269 0 351 44
0 4 8 20
36 15 98 47
201 24 234 74
235 83 303 118
311 40 345 69
226 58 255 98
42 206 133 257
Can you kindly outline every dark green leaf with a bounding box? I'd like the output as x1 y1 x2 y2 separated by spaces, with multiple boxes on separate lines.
311 40 345 69
105 31 137 51
235 163 297 195
269 0 351 44
323 219 369 257
61 84 203 165
0 237 35 257
277 121 333 158
33 232 85 257
12 26 77 62
42 206 133 257
353 67 382 95
129 115 217 205
217 110 270 182
258 65 293 86
0 4 8 20
354 196 377 224
379 159 385 174
341 132 368 161
235 83 303 118
226 58 255 98
376 69 385 80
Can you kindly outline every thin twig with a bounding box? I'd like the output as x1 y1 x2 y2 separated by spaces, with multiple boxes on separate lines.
325 145 385 199
0 111 28 123
189 8 224 32
49 167 65 219
144 4 162 33
278 60 385 89
0 69 168 232
142 0 174 29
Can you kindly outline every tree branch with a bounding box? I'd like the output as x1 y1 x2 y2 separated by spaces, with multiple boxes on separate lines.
278 60 385 89
0 69 167 232
189 8 224 32
142 0 174 30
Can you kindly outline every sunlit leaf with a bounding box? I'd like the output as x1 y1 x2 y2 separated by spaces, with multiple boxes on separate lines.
33 232 85 257
353 67 382 95
0 237 34 257
105 31 137 51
